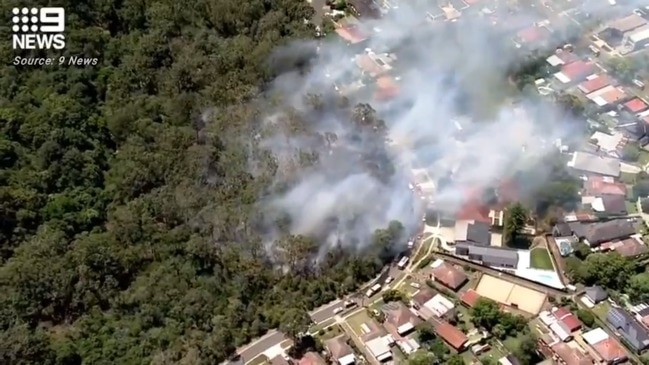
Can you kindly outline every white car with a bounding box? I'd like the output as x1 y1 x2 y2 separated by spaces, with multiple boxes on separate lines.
344 300 356 308
409 282 421 289
385 276 394 284
333 307 344 315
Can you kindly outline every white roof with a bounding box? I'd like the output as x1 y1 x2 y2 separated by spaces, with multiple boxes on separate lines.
582 328 609 345
365 336 391 359
547 54 564 67
424 294 455 317
554 72 571 84
549 322 571 341
539 311 556 326
430 258 444 268
591 197 606 212
338 354 355 365
630 26 649 43
590 131 624 153
397 322 414 335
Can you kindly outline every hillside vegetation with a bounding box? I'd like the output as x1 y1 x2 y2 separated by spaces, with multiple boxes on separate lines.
0 1 403 363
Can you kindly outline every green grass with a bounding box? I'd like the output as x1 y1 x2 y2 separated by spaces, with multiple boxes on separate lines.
318 324 344 340
344 311 373 337
530 248 553 270
626 200 638 214
621 172 637 184
503 335 524 353
247 355 269 365
309 318 335 334
591 301 611 321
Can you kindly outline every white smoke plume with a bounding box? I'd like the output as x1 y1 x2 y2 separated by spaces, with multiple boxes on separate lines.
252 0 644 253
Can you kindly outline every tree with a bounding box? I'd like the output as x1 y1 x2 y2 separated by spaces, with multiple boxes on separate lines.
279 308 312 341
514 334 540 365
567 253 635 289
382 289 406 303
415 322 436 344
641 198 649 213
635 180 649 200
447 354 465 365
470 298 502 330
428 338 450 361
503 202 528 247
574 242 592 260
623 144 642 162
408 351 436 365
576 309 595 327
607 58 636 83
627 272 649 304
555 92 585 117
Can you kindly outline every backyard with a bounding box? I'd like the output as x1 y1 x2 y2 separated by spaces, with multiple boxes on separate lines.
530 247 554 270
344 310 373 337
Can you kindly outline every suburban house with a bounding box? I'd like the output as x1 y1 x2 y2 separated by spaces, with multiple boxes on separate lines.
589 131 626 158
539 307 582 343
600 237 649 258
430 259 468 291
586 85 628 109
578 74 612 94
460 289 481 308
455 243 519 268
498 354 522 365
547 49 579 67
607 307 649 353
583 176 626 197
552 307 583 333
324 336 356 365
624 98 649 114
582 327 628 364
584 286 608 305
582 220 636 247
547 341 594 365
298 352 326 365
434 320 468 351
412 290 456 320
382 302 421 337
554 60 595 84
582 194 627 217
334 26 369 45
567 152 621 177
364 335 393 363
552 222 575 239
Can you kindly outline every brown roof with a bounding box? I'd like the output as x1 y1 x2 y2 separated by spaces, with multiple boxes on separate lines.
608 14 647 33
560 61 595 82
551 343 594 365
431 263 468 290
552 307 582 332
600 87 626 105
460 289 481 307
603 237 649 257
578 75 611 94
412 288 437 306
434 321 468 350
383 302 421 328
324 336 353 360
355 54 388 78
270 356 290 365
591 338 628 362
375 76 400 100
335 27 368 44
584 176 626 196
298 352 326 365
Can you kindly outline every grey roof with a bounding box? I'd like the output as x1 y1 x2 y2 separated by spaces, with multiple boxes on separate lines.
584 220 636 245
466 222 490 246
608 14 647 33
570 152 621 177
585 285 608 303
568 222 587 238
553 222 573 237
607 307 649 351
601 194 627 215
455 242 519 266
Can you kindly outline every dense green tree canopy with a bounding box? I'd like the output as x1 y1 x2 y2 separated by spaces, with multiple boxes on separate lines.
0 1 409 363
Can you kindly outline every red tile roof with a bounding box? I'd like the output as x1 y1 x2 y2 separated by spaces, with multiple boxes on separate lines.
456 192 490 223
551 343 594 365
517 26 550 44
335 26 368 44
578 75 611 94
600 87 627 105
299 352 326 365
375 76 400 100
560 61 595 82
624 98 649 113
584 176 626 196
460 289 481 307
591 338 628 362
434 321 468 350
431 263 468 290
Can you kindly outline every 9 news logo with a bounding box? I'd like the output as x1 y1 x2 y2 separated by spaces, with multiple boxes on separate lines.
11 7 65 50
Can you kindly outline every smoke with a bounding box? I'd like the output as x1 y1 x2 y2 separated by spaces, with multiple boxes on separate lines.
251 0 642 254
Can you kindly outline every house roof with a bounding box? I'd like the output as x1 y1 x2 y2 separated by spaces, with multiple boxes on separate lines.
591 337 628 362
608 14 647 33
466 221 491 245
431 262 468 290
456 198 490 223
625 98 649 113
516 26 550 44
551 343 594 365
299 353 326 365
460 289 481 307
569 152 620 177
383 302 420 329
434 321 468 350
599 87 626 106
585 286 608 303
548 50 579 66
335 26 368 44
325 336 354 360
374 77 399 100
356 54 388 77
608 307 649 351
554 222 573 237
584 220 635 245
558 61 594 82
584 176 626 196
412 288 437 306
553 307 582 331
609 238 649 257
455 242 519 266
598 194 627 215
578 75 611 94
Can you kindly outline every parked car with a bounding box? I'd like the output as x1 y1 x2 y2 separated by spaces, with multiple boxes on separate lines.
409 282 421 289
333 307 344 315
385 276 394 284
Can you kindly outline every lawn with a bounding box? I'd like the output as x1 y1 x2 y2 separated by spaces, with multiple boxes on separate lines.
620 172 637 184
247 355 269 365
318 324 343 340
591 301 611 321
626 200 638 214
344 310 373 337
503 335 524 353
309 318 335 334
530 248 553 270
